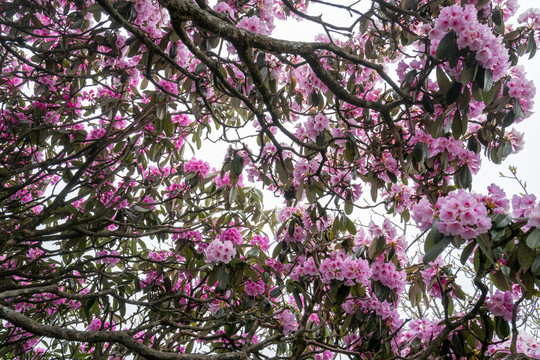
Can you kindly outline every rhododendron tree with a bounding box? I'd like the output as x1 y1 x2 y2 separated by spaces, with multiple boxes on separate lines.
1 0 540 359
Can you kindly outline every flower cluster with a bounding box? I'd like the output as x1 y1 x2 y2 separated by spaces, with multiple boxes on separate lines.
487 290 516 322
96 250 120 266
384 184 414 214
87 318 115 331
518 8 540 29
487 332 540 358
219 227 243 245
506 66 536 120
429 4 510 80
205 239 236 264
412 198 435 231
304 113 330 138
26 247 44 261
371 256 406 291
244 279 266 297
512 194 537 218
250 234 270 251
184 157 210 178
483 184 510 214
404 318 445 343
436 190 491 239
414 190 492 239
420 256 448 298
318 252 371 286
274 309 298 335
237 16 271 35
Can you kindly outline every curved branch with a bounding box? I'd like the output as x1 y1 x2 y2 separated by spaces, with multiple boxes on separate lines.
0 303 248 360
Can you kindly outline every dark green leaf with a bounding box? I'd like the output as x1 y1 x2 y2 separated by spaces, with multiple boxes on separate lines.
495 316 510 339
436 31 457 60
531 255 540 277
424 236 451 264
422 94 434 113
503 110 515 127
491 271 510 291
451 109 463 139
407 0 418 10
437 66 452 95
446 82 462 104
492 6 503 26
292 286 303 311
343 215 357 235
216 265 229 292
270 286 282 298
232 153 244 176
526 30 537 59
526 229 540 249
455 165 472 189
518 242 535 271
460 241 477 265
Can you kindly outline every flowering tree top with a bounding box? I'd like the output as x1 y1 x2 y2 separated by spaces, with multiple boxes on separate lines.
1 0 540 359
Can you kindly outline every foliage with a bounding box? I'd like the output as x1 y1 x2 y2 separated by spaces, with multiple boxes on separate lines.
0 0 540 359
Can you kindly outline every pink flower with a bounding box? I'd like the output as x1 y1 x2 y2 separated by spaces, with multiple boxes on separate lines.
87 318 102 331
512 194 537 218
435 190 491 239
244 279 266 297
96 250 120 266
219 227 243 245
527 205 540 229
275 309 298 335
412 198 435 231
487 290 516 322
26 248 44 261
184 157 210 178
205 239 236 264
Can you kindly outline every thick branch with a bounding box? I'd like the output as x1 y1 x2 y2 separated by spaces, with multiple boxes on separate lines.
0 303 248 360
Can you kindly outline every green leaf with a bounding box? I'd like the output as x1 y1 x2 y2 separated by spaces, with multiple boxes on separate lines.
495 316 510 339
503 110 515 127
436 31 457 60
460 62 477 85
476 234 494 265
455 165 472 189
162 115 173 137
232 153 244 176
526 31 537 59
491 271 510 291
517 242 535 271
476 67 493 93
492 213 513 229
472 83 483 102
446 82 462 104
336 285 351 305
156 103 167 120
451 109 463 139
482 85 496 105
460 241 476 265
407 0 418 10
492 6 503 26
343 215 357 235
291 285 303 311
422 94 434 113
344 200 353 215
424 236 451 264
275 161 289 183
436 66 452 95
216 265 229 292
527 229 540 249
531 255 540 277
